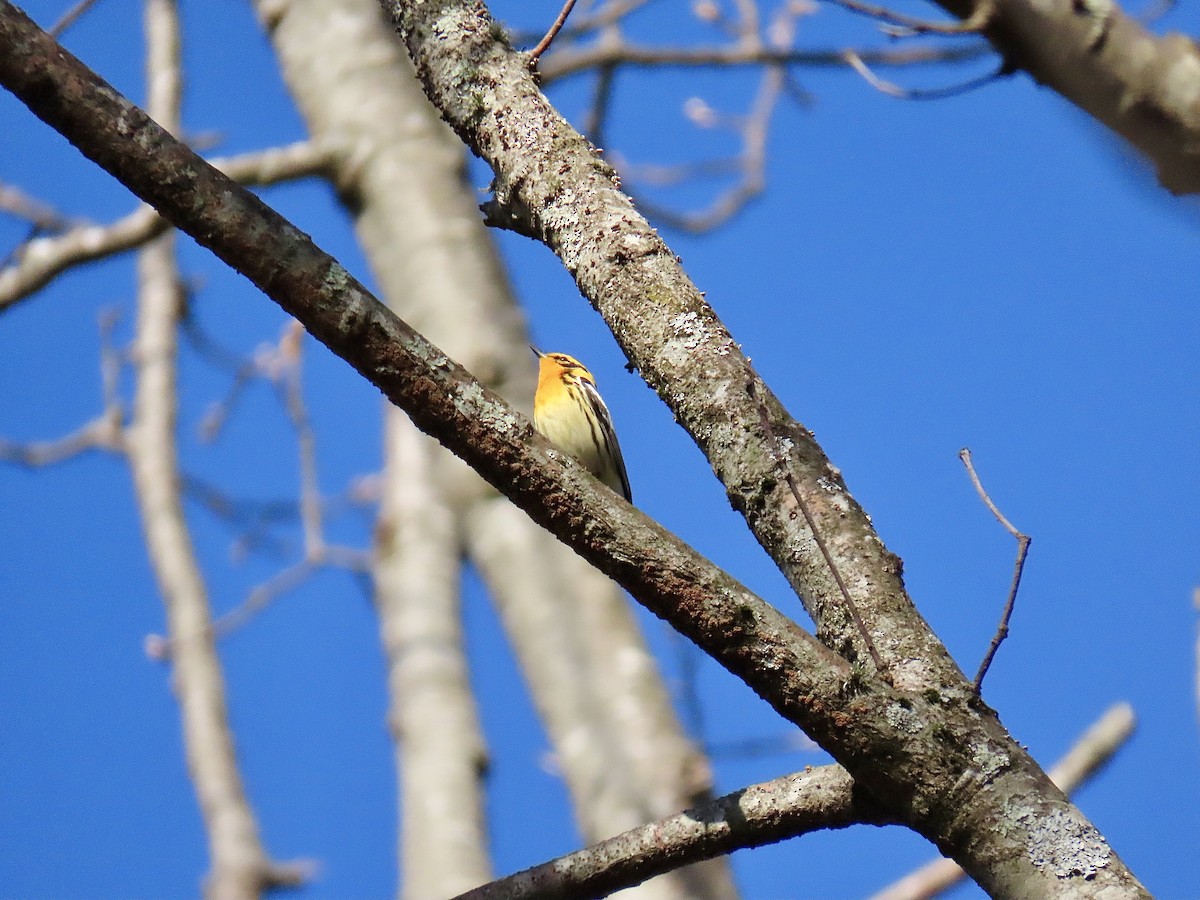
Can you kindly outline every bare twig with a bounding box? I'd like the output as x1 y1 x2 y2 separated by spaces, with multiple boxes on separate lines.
538 38 991 82
529 0 578 62
509 0 651 44
869 703 1136 900
630 63 782 232
0 182 86 231
48 0 102 37
824 0 993 35
182 475 298 560
707 731 818 759
843 49 1007 99
0 309 126 465
748 375 885 673
582 62 617 147
274 321 323 558
150 320 368 654
0 139 337 312
145 543 371 660
0 410 123 465
958 448 1032 693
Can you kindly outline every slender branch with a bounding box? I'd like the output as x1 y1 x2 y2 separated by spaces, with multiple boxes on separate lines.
49 0 101 37
0 409 123 464
869 703 1136 900
581 61 616 147
0 139 337 312
630 61 784 232
747 373 884 673
376 412 492 894
454 765 891 900
538 38 991 82
461 701 1135 900
145 543 372 661
509 0 652 44
0 305 124 470
130 5 307 893
958 448 1032 693
273 321 324 558
0 181 86 231
824 0 993 35
152 319 369 654
529 0 577 61
843 50 1008 99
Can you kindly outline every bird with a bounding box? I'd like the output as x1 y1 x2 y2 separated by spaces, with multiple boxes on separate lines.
532 347 632 502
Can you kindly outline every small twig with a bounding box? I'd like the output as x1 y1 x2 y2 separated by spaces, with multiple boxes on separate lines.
825 0 993 35
145 545 371 659
707 731 818 759
0 182 86 231
537 39 991 83
1 139 337 313
843 50 1007 100
275 321 324 558
748 375 886 673
671 629 708 744
0 309 126 465
510 0 649 46
582 62 617 147
529 0 579 62
48 0 102 37
0 411 123 465
959 448 1031 693
622 64 784 232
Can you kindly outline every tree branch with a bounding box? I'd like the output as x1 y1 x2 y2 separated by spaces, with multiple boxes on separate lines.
0 139 336 313
460 701 1135 900
127 4 308 895
0 7 1148 895
870 703 1137 900
538 38 990 82
456 765 890 900
250 2 736 894
931 0 1200 193
398 0 964 698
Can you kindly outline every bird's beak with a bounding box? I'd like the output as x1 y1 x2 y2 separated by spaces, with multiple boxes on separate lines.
530 345 543 358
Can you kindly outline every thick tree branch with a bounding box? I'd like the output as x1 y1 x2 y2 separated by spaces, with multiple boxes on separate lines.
870 703 1137 900
462 702 1135 900
0 8 1147 895
390 0 959 695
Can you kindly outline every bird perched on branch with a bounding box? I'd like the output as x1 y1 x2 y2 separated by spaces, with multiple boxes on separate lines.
532 348 632 503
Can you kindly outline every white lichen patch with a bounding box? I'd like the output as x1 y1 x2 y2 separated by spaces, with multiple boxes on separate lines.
1024 807 1111 879
969 741 1010 781
884 701 922 734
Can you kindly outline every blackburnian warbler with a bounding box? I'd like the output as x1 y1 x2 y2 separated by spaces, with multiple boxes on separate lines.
532 348 632 502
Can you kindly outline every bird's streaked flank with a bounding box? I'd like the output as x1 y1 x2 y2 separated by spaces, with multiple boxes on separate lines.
532 348 632 503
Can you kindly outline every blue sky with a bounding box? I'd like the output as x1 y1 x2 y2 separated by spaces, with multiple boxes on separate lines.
2 0 1198 897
